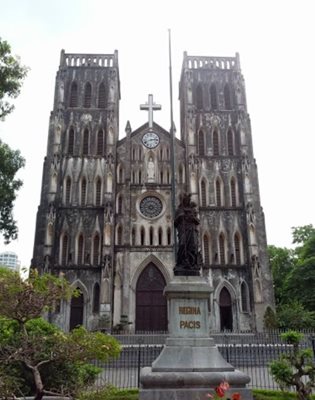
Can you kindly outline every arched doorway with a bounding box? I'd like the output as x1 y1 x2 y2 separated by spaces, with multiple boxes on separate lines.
136 263 167 332
69 290 84 330
219 287 233 331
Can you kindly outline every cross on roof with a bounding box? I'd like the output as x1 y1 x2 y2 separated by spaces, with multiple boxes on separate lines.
140 94 162 129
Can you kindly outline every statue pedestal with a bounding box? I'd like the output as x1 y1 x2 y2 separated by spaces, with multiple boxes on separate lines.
139 276 253 400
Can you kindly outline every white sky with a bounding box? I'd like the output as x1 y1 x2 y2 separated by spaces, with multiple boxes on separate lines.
0 0 314 267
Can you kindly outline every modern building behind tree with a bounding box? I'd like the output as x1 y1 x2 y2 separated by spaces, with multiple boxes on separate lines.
32 50 274 332
0 251 20 272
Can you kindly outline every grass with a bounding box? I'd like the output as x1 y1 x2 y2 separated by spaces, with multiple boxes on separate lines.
79 387 315 400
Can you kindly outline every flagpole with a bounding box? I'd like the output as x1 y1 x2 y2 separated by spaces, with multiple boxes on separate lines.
168 29 177 260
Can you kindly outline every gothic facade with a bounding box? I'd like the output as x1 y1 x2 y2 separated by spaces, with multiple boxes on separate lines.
32 50 274 332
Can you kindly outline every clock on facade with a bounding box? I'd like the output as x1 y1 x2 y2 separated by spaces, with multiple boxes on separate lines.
142 131 160 149
139 196 163 218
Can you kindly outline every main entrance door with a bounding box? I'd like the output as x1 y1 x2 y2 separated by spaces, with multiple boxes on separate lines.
69 290 84 330
136 263 167 332
219 287 233 331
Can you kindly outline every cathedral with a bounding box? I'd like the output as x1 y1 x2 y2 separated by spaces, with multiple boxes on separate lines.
32 49 274 333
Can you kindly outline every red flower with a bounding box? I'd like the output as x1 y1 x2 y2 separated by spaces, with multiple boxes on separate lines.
215 386 225 397
232 393 241 400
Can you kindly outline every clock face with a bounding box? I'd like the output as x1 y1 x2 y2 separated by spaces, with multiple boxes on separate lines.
142 132 160 149
140 196 163 218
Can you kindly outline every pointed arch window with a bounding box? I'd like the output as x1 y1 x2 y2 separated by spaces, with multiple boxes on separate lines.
167 170 170 184
140 227 145 246
201 179 207 206
213 129 219 156
149 227 154 246
93 283 100 313
65 177 71 205
230 178 237 207
84 82 92 108
93 234 100 265
117 195 123 214
224 84 232 110
210 84 218 110
167 227 171 245
219 233 226 264
158 227 163 245
117 226 123 245
81 178 87 206
97 129 104 155
160 171 164 184
98 83 106 108
234 233 241 265
131 227 136 246
241 281 249 312
68 128 74 155
78 234 84 265
83 129 89 155
179 165 183 184
227 129 234 155
196 84 203 110
95 178 102 206
61 234 68 266
203 235 210 265
139 170 142 184
69 82 78 107
198 130 205 156
215 178 222 207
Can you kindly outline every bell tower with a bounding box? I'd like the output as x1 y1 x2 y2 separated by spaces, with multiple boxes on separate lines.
179 52 274 331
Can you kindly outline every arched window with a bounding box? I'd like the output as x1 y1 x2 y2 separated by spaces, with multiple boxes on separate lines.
131 227 136 246
234 233 241 265
215 178 222 207
158 227 163 245
139 170 142 184
97 130 104 156
140 227 145 246
179 165 184 184
213 129 219 155
93 234 100 265
93 283 100 313
230 178 237 207
227 129 234 155
160 171 164 184
77 234 84 265
201 179 207 206
84 82 92 108
167 170 170 184
117 226 123 245
198 130 205 156
95 178 102 206
82 129 89 155
219 233 226 264
81 178 87 206
167 227 171 245
61 234 68 266
69 82 78 107
196 84 203 110
118 166 123 183
241 281 249 312
224 84 232 110
203 235 210 265
65 177 71 205
210 84 218 110
149 227 154 246
117 195 123 214
68 128 74 155
98 83 106 108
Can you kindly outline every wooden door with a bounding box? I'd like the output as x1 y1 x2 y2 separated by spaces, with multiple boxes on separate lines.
219 287 233 331
69 290 84 330
136 263 167 332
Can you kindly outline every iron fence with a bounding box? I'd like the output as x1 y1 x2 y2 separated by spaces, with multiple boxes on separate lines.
94 331 315 390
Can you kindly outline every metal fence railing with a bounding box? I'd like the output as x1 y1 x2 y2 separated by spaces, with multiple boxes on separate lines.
94 330 315 390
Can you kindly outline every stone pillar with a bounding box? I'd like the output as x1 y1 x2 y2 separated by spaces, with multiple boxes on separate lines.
140 276 253 400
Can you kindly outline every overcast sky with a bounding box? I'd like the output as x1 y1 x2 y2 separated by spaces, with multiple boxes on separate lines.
0 0 314 267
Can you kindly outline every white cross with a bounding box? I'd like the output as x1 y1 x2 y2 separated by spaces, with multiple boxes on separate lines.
140 94 162 129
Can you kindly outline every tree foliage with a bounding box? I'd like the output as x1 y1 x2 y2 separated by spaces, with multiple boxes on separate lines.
0 268 121 399
0 38 28 120
270 331 315 400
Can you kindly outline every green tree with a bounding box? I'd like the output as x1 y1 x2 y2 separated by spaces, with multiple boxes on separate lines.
0 268 121 400
270 331 315 400
0 38 28 119
0 38 28 243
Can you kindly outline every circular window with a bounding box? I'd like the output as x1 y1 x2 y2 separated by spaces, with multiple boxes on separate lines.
139 196 163 218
